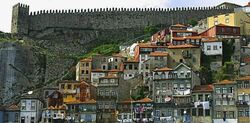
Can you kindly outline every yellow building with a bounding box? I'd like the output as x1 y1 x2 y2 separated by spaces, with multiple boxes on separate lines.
58 80 80 103
207 8 250 36
76 58 92 82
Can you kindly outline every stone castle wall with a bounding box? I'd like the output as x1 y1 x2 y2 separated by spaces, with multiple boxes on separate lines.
12 3 234 34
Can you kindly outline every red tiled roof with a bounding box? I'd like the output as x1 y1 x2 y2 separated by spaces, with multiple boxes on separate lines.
201 37 219 42
237 76 250 81
154 67 173 72
79 58 92 62
192 85 214 93
135 97 153 103
47 105 66 110
5 104 19 111
171 30 197 33
168 44 199 49
66 99 96 104
138 43 167 48
214 79 235 85
149 52 169 57
243 57 250 63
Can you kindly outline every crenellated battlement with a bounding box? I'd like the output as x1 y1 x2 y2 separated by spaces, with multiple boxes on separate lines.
11 3 235 35
13 3 29 9
28 6 230 16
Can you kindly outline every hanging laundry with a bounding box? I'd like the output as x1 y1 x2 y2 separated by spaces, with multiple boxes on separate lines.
202 101 210 109
194 101 200 108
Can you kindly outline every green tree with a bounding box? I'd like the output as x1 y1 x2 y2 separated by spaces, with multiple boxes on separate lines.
215 62 236 81
144 26 158 35
187 18 198 27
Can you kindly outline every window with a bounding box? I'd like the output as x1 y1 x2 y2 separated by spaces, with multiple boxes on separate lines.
233 28 237 33
102 65 106 70
99 90 104 96
245 81 249 88
15 113 18 121
86 62 89 67
111 91 116 96
216 88 221 93
105 90 110 96
213 45 218 50
222 100 227 105
207 45 211 50
238 110 244 117
205 94 210 101
192 108 197 116
110 79 115 83
246 109 250 116
134 65 138 70
145 64 149 69
222 28 225 32
216 111 221 118
173 84 178 90
228 87 234 93
198 94 203 101
86 70 89 74
61 84 65 89
129 65 133 70
115 65 118 69
186 83 191 89
179 59 183 63
31 117 35 123
198 108 203 116
229 111 234 118
21 101 26 110
115 59 118 62
180 84 184 90
67 84 72 89
222 88 227 93
205 109 210 116
4 113 8 122
216 100 221 105
31 101 36 110
81 70 85 74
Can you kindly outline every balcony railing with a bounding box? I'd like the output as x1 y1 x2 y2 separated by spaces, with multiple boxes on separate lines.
236 101 250 106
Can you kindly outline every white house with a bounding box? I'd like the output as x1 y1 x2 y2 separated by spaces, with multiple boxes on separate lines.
20 97 43 123
202 38 222 56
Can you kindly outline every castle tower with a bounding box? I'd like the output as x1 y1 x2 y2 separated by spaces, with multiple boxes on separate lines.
11 3 29 34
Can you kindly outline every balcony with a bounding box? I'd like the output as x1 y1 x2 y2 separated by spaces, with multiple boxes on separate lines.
97 95 117 100
236 101 250 107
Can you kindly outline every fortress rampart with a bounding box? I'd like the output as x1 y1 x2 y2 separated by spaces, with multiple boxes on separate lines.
11 3 234 35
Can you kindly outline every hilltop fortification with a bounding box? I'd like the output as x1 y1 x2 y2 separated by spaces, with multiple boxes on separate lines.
11 3 236 35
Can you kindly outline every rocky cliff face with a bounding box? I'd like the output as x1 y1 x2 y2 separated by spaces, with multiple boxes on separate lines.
0 28 144 104
0 40 45 104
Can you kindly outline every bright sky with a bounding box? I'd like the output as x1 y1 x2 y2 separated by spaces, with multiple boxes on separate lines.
0 0 248 32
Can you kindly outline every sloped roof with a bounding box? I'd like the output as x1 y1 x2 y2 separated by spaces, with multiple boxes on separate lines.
173 24 187 27
149 52 169 57
237 76 250 81
192 85 213 93
65 99 96 104
154 67 173 72
135 97 153 103
5 104 20 111
168 44 199 49
214 79 235 85
79 58 92 62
